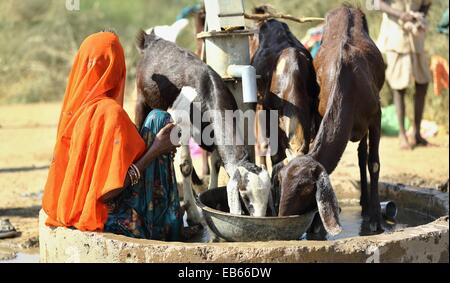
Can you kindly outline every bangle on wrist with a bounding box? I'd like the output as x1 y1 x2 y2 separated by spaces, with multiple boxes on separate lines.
127 163 141 186
131 163 141 180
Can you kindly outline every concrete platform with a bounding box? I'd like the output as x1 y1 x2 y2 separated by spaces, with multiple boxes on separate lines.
39 182 449 263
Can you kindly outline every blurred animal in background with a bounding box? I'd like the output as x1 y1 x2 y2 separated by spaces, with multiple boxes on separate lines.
146 18 189 43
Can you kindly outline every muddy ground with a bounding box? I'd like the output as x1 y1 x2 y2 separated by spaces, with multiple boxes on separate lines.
0 102 448 261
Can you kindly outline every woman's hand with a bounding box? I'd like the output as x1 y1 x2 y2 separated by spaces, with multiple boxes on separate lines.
137 123 180 172
102 123 180 203
150 123 180 156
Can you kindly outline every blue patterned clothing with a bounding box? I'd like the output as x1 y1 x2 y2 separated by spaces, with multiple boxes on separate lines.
104 110 183 241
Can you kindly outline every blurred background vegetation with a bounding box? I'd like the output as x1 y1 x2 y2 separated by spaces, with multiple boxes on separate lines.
0 0 448 127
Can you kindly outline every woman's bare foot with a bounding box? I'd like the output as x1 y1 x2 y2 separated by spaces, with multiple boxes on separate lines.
399 134 413 150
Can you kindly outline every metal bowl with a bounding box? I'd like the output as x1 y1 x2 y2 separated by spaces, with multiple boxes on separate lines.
197 187 317 242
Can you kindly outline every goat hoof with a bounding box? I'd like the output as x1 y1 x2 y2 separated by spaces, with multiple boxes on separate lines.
312 224 322 234
183 224 203 240
187 219 202 227
369 220 383 233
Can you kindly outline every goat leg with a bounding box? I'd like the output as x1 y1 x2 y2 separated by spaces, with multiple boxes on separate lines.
368 115 382 233
208 149 222 190
358 135 369 219
179 145 203 226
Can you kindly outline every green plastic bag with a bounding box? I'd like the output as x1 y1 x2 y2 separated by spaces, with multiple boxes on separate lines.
381 105 410 136
437 8 449 35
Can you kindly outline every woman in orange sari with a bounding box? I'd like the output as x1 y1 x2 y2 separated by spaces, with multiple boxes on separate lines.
42 31 183 241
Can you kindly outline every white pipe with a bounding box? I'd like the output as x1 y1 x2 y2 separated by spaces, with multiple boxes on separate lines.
227 65 257 103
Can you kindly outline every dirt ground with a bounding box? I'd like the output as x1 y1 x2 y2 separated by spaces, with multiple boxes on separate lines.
0 102 448 261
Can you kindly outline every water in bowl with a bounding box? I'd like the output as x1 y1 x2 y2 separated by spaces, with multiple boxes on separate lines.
184 205 436 243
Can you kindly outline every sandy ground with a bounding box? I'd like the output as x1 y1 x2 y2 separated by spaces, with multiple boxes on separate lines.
0 102 448 261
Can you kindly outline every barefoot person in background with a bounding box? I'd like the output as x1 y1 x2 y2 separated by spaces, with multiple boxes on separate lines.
42 31 184 241
377 0 433 149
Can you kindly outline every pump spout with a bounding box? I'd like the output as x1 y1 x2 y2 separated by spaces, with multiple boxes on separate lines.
227 65 257 103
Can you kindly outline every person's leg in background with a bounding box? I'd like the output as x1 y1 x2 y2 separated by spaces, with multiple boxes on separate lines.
412 82 430 146
393 88 412 149
385 51 414 150
410 50 434 147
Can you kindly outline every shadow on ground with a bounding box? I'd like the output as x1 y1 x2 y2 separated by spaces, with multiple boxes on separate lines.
0 206 41 218
0 165 49 174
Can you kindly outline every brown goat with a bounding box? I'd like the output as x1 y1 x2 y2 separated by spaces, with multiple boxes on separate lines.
277 5 385 234
251 19 321 170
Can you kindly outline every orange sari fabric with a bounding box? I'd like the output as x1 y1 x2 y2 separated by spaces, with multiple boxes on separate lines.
42 32 146 231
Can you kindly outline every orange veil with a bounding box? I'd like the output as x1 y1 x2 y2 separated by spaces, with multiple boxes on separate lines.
42 32 146 231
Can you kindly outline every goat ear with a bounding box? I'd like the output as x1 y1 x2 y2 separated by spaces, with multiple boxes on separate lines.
270 164 284 215
135 29 147 54
267 189 276 216
285 149 295 162
315 171 342 236
227 170 242 215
